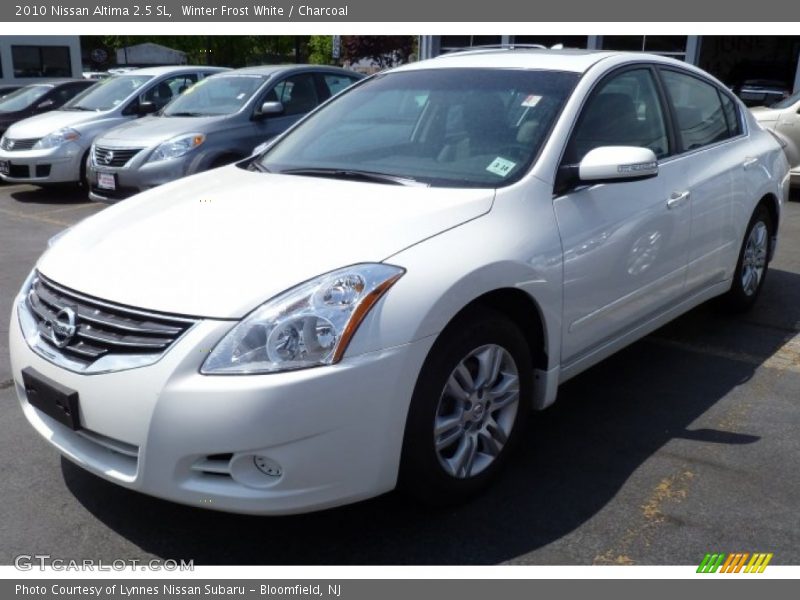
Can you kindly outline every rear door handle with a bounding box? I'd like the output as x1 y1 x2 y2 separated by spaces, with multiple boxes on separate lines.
667 190 690 209
743 157 759 169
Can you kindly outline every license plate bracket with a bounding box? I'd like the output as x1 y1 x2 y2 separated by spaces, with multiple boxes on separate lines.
21 367 82 430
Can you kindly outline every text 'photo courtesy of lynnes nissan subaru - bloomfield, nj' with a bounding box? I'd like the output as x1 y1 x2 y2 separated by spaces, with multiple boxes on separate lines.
8 48 789 514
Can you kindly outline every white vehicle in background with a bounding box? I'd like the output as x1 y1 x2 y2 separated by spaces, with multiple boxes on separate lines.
751 90 800 187
9 49 788 515
0 65 227 187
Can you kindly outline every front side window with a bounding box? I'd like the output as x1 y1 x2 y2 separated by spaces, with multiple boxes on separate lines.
273 74 320 116
142 74 199 109
257 68 578 187
566 68 669 164
63 75 153 112
661 69 730 151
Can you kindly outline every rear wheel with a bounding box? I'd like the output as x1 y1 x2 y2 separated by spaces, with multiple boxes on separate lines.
721 204 773 312
399 308 532 505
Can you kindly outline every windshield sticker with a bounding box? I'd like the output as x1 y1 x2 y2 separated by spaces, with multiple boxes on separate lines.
486 157 516 177
521 94 542 107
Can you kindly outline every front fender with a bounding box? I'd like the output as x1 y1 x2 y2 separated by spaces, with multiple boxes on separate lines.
346 181 564 374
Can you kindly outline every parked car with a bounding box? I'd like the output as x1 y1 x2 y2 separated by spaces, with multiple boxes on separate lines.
0 80 97 138
751 90 800 187
0 84 23 99
87 65 363 202
732 79 792 107
0 66 227 187
9 49 788 515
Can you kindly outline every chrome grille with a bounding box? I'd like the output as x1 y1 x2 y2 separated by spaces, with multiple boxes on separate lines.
25 273 197 368
93 146 143 167
1 137 40 151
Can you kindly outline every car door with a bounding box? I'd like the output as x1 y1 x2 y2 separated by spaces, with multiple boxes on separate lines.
554 66 691 365
658 68 741 292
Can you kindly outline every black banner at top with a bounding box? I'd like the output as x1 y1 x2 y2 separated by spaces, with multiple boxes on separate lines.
0 0 795 22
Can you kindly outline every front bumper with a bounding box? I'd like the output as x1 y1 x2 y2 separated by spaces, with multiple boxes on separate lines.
9 299 432 514
0 142 85 185
87 152 192 203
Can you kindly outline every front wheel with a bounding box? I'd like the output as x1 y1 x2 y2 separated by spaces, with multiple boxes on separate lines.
721 204 773 312
399 309 532 505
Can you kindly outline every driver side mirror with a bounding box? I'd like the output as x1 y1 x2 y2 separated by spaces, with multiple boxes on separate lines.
255 101 284 119
555 146 658 195
36 99 55 110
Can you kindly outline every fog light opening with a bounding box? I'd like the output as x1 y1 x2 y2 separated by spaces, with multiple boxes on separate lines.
253 455 282 477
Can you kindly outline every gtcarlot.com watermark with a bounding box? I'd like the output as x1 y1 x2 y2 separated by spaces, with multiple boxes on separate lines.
14 554 194 572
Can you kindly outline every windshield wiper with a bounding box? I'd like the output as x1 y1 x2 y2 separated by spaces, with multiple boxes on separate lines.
280 168 425 187
167 111 208 117
62 105 95 111
247 161 270 173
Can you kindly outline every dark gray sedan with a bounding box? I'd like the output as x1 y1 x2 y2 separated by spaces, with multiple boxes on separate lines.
87 65 363 202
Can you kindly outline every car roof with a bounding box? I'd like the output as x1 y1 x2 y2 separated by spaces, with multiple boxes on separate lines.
391 48 680 74
210 64 363 78
118 65 230 76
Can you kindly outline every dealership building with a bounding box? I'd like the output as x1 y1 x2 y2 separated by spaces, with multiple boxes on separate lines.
420 35 800 94
0 36 83 84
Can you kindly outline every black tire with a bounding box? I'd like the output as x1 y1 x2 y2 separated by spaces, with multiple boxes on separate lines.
720 203 774 312
399 307 532 505
78 149 91 190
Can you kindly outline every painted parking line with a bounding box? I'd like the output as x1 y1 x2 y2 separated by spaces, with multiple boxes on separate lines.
0 206 75 227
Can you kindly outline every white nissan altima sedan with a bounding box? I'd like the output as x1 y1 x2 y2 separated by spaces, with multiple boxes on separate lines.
9 49 789 514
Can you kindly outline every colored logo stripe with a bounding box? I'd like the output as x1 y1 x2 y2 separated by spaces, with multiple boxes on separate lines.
697 552 773 573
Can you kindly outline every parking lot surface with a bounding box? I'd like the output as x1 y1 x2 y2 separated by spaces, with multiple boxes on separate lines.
1 182 798 565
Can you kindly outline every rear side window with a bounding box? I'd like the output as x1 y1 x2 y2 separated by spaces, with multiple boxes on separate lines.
660 70 730 151
566 68 669 163
719 92 742 137
322 74 360 97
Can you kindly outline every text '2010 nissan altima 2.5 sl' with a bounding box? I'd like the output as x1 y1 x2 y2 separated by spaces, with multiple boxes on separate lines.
9 49 789 515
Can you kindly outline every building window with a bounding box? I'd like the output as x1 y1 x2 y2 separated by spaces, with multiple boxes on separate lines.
511 36 589 49
440 35 503 53
602 36 688 60
12 45 72 78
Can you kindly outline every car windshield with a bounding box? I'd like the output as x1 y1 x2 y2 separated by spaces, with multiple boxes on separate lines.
0 85 51 113
771 90 800 109
257 68 579 188
163 75 266 117
63 74 154 111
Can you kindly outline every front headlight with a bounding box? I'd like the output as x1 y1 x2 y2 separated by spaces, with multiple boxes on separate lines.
33 128 81 149
201 264 404 375
147 133 205 163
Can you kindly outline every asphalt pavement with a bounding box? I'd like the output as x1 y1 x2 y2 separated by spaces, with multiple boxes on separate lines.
1 182 798 565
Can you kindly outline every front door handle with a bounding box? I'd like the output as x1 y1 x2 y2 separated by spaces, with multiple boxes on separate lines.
743 157 759 169
667 190 690 210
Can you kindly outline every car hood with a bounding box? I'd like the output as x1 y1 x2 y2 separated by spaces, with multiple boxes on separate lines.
750 106 782 122
98 115 226 147
3 109 105 138
38 166 495 319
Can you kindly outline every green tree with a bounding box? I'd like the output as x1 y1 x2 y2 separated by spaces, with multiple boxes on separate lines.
308 36 334 65
342 36 415 69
